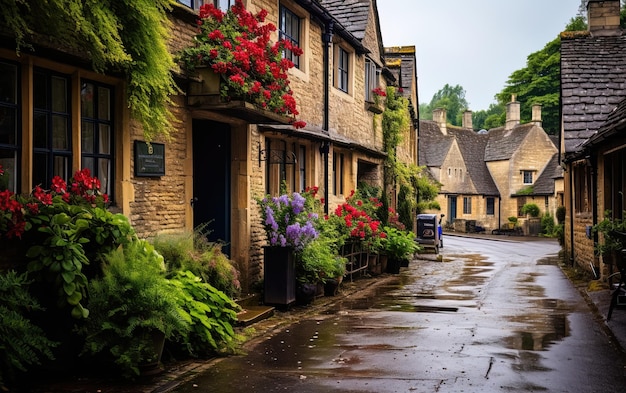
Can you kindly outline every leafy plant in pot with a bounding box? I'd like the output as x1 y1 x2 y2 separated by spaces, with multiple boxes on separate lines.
382 226 420 273
297 237 347 300
77 240 190 378
593 211 626 275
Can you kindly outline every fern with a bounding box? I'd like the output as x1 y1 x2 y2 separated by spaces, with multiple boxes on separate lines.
0 271 58 389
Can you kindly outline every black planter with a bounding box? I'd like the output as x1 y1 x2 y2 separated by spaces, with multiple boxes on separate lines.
386 257 402 274
324 278 340 296
263 246 296 307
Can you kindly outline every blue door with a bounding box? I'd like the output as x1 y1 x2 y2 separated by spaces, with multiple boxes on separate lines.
448 196 457 224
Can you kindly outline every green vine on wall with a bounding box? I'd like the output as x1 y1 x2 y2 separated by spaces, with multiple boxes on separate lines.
0 0 176 141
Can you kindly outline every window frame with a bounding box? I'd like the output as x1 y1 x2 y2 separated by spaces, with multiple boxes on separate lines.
279 4 301 69
486 197 495 215
333 151 344 196
364 58 378 102
335 45 350 94
463 196 472 215
0 60 20 192
522 170 533 185
80 79 114 198
32 68 72 188
264 137 305 196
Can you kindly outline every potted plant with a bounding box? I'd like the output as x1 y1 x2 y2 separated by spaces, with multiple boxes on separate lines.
77 240 190 378
382 226 419 273
593 211 626 270
177 0 305 128
297 237 346 301
257 189 320 306
507 216 518 229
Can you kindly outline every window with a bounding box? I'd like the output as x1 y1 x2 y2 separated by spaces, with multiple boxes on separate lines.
177 0 231 11
523 170 533 184
0 61 19 192
335 46 349 93
364 58 378 102
463 196 472 214
279 5 301 69
574 162 592 213
33 69 71 188
517 196 527 217
81 81 113 196
486 197 495 215
603 149 625 217
333 152 344 195
264 138 303 196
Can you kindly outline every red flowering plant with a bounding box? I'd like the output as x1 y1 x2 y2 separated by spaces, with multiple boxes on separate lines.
178 0 306 129
0 168 134 320
330 190 387 253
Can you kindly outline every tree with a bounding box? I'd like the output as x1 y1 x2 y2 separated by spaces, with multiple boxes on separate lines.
472 102 505 131
419 84 469 127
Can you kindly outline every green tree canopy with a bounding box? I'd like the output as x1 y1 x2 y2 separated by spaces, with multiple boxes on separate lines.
419 84 468 127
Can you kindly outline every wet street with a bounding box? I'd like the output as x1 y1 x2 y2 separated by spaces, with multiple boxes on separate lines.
173 236 626 392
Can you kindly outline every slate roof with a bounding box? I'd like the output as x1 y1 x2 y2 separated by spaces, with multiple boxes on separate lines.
532 153 563 195
448 127 499 196
583 95 626 147
418 121 499 196
484 123 535 161
560 33 626 155
318 0 371 40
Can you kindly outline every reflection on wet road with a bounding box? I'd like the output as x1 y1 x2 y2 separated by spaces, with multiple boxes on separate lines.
174 236 626 393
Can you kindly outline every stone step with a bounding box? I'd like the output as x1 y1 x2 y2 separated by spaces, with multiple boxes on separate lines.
236 305 274 326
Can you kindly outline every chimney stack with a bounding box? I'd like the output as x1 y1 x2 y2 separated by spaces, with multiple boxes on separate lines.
531 104 542 127
505 94 520 130
432 108 447 135
462 110 473 130
588 0 621 36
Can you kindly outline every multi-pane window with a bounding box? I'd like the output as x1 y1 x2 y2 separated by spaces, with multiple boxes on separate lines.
264 138 304 196
177 0 231 11
486 197 495 215
279 5 301 69
463 196 472 214
33 69 71 188
81 81 113 196
0 61 19 192
517 196 527 217
364 58 378 102
523 170 533 184
336 47 349 93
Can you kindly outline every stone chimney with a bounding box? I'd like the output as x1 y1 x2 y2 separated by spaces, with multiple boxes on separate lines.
505 94 520 130
432 108 447 135
588 0 622 36
531 104 542 127
462 110 473 130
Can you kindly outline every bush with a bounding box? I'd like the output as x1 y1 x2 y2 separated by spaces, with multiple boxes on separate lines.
78 240 190 378
151 229 241 298
541 213 556 236
0 271 57 390
168 270 242 358
556 206 566 224
521 203 540 217
382 226 419 261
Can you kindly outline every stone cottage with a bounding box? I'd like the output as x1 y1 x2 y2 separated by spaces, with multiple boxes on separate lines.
0 0 419 292
419 99 561 234
560 0 626 277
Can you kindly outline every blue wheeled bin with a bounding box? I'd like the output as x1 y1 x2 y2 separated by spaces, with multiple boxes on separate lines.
416 214 441 254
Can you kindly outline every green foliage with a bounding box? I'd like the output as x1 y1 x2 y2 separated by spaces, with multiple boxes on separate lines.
556 206 566 224
25 205 135 320
0 0 176 140
508 216 518 224
78 240 190 378
397 184 413 230
592 211 626 256
151 229 241 298
419 84 469 127
472 102 506 131
168 270 242 357
0 271 58 389
382 226 419 261
521 203 540 217
297 237 346 284
540 213 556 236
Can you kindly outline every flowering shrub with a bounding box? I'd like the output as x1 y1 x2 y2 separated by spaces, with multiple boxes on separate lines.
258 188 320 250
0 168 109 239
372 87 387 97
179 0 306 128
332 190 386 251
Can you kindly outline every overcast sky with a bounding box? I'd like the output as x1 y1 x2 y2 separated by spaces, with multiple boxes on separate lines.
377 0 583 111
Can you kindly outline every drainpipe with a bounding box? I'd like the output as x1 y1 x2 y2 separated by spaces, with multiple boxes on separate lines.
569 164 575 266
322 21 333 215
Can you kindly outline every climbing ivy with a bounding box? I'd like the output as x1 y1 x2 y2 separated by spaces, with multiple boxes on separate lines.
0 0 176 140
